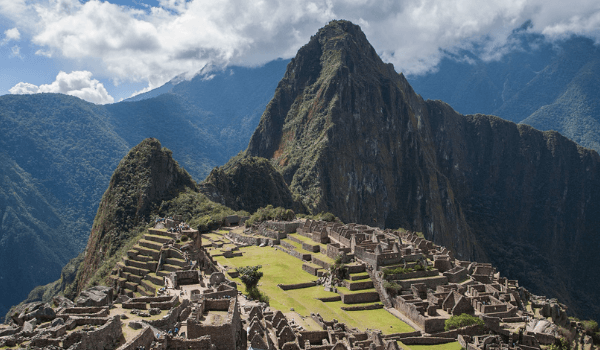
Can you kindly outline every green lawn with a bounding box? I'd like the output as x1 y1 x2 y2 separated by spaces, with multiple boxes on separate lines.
400 341 462 350
213 246 414 334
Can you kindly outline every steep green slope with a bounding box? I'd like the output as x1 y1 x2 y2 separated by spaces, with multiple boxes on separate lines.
0 60 287 314
522 58 600 151
0 152 82 317
0 94 127 317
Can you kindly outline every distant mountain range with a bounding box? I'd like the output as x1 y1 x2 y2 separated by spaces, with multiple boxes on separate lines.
0 59 288 317
4 21 600 323
407 24 600 153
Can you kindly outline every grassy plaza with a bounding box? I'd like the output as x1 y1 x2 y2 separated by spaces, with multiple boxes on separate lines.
212 244 414 334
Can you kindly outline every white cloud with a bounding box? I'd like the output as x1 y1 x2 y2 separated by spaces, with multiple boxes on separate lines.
2 0 600 92
1 27 20 45
10 45 21 58
9 70 115 104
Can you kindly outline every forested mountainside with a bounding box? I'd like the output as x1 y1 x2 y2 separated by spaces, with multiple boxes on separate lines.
207 20 600 321
0 60 287 317
407 24 600 153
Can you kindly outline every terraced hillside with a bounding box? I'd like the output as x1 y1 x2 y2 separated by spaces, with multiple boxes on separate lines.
109 228 191 298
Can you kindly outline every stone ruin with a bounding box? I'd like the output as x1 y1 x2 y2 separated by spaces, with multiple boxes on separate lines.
290 219 577 349
3 215 588 350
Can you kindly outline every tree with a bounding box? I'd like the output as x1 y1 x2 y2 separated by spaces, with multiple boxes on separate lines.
236 265 264 292
236 265 269 302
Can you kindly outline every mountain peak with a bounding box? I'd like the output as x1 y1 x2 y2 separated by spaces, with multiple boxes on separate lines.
77 138 195 292
246 21 409 161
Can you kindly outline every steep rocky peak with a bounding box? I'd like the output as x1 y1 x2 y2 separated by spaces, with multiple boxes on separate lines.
246 20 419 165
287 20 393 88
77 138 195 292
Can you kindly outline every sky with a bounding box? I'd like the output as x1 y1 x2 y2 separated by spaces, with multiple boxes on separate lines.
1 0 599 104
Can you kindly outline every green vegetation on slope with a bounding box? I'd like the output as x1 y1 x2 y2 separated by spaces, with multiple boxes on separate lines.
0 60 288 315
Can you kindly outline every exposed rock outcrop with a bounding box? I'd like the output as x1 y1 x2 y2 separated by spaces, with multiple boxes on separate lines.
201 156 304 213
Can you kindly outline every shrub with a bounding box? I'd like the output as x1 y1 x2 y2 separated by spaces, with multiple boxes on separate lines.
334 254 343 265
247 287 270 303
245 205 295 227
180 235 189 242
382 266 413 277
383 281 402 293
444 314 484 331
548 337 569 350
582 320 599 334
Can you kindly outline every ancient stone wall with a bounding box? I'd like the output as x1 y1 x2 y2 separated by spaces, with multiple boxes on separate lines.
394 296 446 333
168 336 217 350
116 325 154 350
229 231 279 246
340 292 379 304
121 302 148 310
311 255 332 269
400 337 455 345
302 263 323 276
343 280 373 291
340 304 383 311
302 242 321 253
146 299 190 329
150 296 179 310
70 316 123 350
278 281 318 290
384 269 439 281
429 324 484 339
262 221 301 234
326 243 350 260
204 298 231 311
278 245 312 261
298 330 329 345
204 288 237 299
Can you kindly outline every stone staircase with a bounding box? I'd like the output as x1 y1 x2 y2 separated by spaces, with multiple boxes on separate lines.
110 228 190 298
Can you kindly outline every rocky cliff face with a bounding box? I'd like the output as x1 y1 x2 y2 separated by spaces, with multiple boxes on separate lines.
77 138 195 292
246 20 484 261
239 20 600 320
200 156 303 213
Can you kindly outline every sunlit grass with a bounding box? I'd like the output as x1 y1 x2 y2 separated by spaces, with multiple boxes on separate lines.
400 341 462 350
213 245 414 334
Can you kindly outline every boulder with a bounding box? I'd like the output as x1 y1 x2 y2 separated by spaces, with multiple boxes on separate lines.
35 303 56 322
51 318 64 327
53 295 75 309
76 286 113 307
128 321 143 330
23 319 36 333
